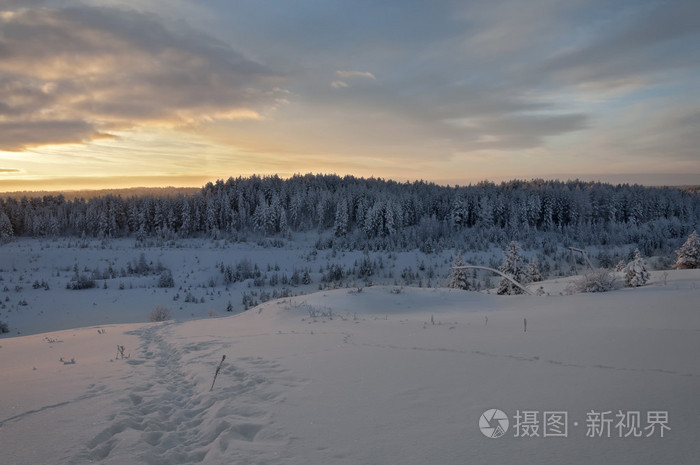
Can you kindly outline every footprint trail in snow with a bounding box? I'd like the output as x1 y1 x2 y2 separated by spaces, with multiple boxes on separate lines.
76 324 296 464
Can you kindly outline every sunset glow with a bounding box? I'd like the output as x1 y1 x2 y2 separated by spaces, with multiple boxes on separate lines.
1 0 699 191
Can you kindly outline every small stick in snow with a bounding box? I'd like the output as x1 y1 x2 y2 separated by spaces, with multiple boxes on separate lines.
524 318 527 332
485 316 488 326
210 355 226 392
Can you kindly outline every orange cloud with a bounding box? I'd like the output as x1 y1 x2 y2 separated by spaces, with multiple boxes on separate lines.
0 6 283 151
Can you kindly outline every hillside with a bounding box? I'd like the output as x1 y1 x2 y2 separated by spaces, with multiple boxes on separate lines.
1 271 699 464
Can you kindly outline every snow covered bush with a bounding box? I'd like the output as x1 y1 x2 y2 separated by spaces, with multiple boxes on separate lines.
569 269 618 293
0 320 9 333
673 230 699 269
497 241 528 295
449 254 471 290
149 305 172 322
67 274 96 290
624 249 650 287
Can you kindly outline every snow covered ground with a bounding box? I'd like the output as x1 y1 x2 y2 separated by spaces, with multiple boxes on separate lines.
0 237 517 337
1 243 699 464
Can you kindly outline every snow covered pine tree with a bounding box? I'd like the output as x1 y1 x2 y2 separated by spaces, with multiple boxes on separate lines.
526 258 543 283
449 253 471 290
497 241 528 295
624 249 650 287
673 231 700 269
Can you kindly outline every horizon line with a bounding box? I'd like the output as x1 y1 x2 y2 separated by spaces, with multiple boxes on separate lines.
1 172 699 197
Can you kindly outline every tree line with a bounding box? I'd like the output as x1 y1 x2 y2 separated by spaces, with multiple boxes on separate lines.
1 174 698 254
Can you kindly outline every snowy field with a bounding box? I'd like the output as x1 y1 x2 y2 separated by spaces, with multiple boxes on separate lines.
0 237 517 337
1 239 699 464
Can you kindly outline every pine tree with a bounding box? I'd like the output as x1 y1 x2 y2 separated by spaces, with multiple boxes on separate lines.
624 249 650 287
333 201 349 237
497 241 528 295
0 211 14 242
450 197 467 229
302 269 312 285
673 230 700 269
526 259 543 283
449 254 471 290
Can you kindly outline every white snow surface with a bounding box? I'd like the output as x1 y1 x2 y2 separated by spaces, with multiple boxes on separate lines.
1 238 699 464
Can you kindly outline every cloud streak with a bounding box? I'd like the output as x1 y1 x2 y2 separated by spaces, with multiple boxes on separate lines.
336 70 376 80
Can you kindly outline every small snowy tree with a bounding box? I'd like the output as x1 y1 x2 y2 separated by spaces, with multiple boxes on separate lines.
497 241 528 295
526 259 543 283
449 254 471 290
157 269 175 288
614 260 626 272
624 249 649 287
673 230 700 269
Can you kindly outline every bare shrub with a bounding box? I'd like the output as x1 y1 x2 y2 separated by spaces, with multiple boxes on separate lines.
568 269 618 293
149 305 172 322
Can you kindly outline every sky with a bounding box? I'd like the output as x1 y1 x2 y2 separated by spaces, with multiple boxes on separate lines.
0 0 699 191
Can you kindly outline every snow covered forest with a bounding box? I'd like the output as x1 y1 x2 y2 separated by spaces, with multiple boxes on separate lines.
1 175 698 256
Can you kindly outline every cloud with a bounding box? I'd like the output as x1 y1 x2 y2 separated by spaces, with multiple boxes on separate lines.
336 70 376 80
0 121 102 151
0 5 282 150
331 70 375 89
601 104 700 163
542 0 700 89
443 111 588 151
0 168 21 173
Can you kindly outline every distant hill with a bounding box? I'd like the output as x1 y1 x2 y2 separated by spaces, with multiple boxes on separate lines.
0 186 200 200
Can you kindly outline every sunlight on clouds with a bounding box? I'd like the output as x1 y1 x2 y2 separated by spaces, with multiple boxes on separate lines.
0 6 280 152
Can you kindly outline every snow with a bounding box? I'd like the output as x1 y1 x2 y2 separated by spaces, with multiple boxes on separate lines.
2 254 700 464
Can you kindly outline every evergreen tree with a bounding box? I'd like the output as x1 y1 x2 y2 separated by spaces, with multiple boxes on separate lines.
450 197 467 229
497 241 528 295
449 254 471 290
333 201 349 237
673 230 700 269
0 210 13 242
302 269 312 285
526 258 543 283
624 249 650 287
